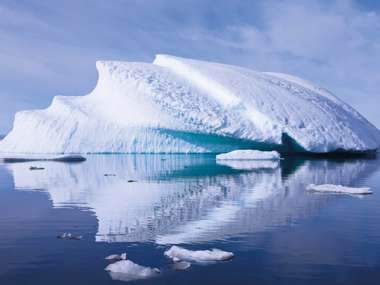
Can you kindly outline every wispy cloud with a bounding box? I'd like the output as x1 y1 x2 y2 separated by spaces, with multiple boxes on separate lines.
0 0 378 132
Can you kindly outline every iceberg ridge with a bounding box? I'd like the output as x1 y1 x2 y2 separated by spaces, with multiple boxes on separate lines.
0 54 379 154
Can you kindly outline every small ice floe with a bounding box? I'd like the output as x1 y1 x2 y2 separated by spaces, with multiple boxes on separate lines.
306 184 372 195
105 260 160 282
29 166 45 170
216 150 280 161
2 155 86 163
217 160 279 170
50 155 86 162
105 253 127 262
164 246 234 262
57 232 82 240
172 260 191 271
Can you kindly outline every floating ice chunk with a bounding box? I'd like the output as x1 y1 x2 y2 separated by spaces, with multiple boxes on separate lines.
105 253 127 261
29 166 45 170
306 184 372 195
172 257 181 263
172 260 191 271
216 150 280 161
50 155 87 162
2 155 86 163
105 260 160 282
164 246 234 262
57 232 82 240
216 159 279 170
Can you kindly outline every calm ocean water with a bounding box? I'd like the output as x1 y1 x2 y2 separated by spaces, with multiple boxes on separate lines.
0 154 380 284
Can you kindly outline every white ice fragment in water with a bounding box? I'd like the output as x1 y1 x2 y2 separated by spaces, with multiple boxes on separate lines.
57 232 82 240
2 154 86 163
105 260 160 282
172 257 181 262
216 150 280 161
164 246 234 262
216 159 279 170
306 184 372 195
172 261 191 271
105 253 127 261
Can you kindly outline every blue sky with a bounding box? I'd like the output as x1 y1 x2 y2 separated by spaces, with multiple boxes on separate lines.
0 0 379 133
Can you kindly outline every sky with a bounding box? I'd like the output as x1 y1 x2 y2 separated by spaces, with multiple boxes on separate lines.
0 0 379 133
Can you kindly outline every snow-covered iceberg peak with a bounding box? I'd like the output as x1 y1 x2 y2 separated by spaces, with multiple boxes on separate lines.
0 54 379 154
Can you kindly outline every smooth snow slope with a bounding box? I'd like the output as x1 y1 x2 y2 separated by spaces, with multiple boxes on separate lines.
0 55 379 153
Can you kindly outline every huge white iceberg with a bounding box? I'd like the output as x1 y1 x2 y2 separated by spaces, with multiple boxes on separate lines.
0 55 379 154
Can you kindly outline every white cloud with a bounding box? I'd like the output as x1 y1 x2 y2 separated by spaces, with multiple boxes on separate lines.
0 0 378 132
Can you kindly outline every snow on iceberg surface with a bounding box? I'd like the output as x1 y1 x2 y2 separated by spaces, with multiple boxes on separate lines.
306 184 372 195
0 54 379 154
216 150 280 160
164 246 234 262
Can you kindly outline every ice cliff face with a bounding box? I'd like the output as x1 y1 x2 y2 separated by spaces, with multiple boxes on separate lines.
0 54 379 153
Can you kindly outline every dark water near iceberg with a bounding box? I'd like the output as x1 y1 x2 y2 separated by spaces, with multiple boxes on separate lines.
0 154 380 284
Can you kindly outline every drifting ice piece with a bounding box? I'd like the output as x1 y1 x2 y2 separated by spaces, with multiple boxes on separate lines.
105 260 160 282
105 253 127 261
306 184 372 195
2 155 86 163
172 260 191 271
164 246 234 262
0 54 379 154
216 150 280 160
216 160 279 170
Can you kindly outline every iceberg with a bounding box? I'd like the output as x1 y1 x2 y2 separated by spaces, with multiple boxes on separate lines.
306 184 372 195
164 246 234 262
0 55 379 154
216 150 280 160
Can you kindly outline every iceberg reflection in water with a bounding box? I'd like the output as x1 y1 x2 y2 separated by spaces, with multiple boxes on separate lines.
5 155 378 244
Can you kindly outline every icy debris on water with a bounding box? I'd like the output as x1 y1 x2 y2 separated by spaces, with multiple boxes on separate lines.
2 155 86 163
164 246 234 262
105 253 127 262
172 260 191 271
306 184 372 195
29 166 45 170
216 150 280 161
105 260 160 282
57 232 82 240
